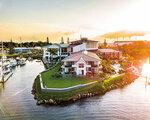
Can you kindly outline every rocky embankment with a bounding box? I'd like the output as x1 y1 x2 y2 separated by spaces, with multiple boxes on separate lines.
32 72 138 106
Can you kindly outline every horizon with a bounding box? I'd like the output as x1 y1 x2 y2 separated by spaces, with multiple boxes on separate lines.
0 0 150 42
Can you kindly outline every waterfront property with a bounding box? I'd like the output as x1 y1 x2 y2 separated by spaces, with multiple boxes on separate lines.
67 37 99 54
42 43 69 62
41 62 96 88
33 67 129 105
61 51 101 76
42 38 123 76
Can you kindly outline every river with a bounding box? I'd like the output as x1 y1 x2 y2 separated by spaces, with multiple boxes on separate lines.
0 60 150 120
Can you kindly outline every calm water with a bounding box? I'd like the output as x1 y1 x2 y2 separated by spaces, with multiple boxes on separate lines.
0 60 150 120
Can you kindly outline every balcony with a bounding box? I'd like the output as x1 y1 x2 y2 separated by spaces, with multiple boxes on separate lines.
91 64 98 67
65 64 72 67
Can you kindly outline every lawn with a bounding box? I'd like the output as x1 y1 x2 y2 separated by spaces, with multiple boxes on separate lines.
34 71 125 102
41 63 96 88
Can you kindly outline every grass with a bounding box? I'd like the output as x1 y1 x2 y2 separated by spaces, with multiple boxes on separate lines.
41 63 96 88
33 62 130 104
34 76 98 101
34 74 124 102
0 53 19 57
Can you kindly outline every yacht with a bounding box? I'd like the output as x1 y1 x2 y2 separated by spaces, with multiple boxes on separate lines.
9 59 17 68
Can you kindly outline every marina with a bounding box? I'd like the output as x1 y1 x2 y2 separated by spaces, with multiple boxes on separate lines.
1 0 150 119
0 60 149 120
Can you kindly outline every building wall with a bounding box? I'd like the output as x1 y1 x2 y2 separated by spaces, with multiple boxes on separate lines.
72 42 98 53
72 58 90 75
13 48 31 53
86 42 98 50
43 48 50 60
62 59 100 76
43 45 68 61
73 43 86 53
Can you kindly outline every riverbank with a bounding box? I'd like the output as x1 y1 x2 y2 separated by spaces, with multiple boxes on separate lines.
32 71 138 105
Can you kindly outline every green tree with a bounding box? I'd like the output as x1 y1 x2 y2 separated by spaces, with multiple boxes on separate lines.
8 38 14 54
101 60 114 74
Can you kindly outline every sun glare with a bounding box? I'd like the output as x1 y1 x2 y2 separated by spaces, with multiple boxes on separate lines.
142 63 150 77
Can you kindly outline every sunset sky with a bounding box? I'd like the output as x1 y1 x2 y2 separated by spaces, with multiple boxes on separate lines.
0 0 150 42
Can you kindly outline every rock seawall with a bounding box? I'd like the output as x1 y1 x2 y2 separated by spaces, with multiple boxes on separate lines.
32 73 138 106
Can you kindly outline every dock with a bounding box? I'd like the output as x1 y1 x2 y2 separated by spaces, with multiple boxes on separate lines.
0 72 13 83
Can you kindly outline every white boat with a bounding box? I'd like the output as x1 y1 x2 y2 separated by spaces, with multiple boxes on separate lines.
0 41 12 82
9 59 17 68
18 59 26 66
28 57 33 61
3 68 11 75
0 60 11 75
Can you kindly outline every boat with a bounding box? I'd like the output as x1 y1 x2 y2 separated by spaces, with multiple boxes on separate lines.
3 67 11 75
9 59 17 68
0 57 11 75
0 41 13 83
28 57 33 61
18 59 26 66
36 60 41 62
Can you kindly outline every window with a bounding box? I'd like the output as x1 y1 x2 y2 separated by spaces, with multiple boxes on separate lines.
79 63 84 68
86 67 91 71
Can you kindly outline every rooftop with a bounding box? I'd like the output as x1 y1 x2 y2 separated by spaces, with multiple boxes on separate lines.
98 49 120 53
71 38 98 45
43 43 69 49
62 51 100 62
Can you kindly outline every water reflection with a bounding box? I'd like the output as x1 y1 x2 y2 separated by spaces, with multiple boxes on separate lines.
0 60 150 120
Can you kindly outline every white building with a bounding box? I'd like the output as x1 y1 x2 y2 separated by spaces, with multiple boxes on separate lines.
43 43 69 61
13 47 31 53
67 38 99 54
62 51 101 76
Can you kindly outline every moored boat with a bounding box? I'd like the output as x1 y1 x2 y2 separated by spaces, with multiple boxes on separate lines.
18 59 26 66
9 59 17 68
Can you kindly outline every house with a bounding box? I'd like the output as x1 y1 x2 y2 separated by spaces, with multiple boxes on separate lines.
43 43 69 61
62 51 101 76
97 49 122 59
67 37 99 54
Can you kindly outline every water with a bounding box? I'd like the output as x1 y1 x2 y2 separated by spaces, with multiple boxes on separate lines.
0 60 150 120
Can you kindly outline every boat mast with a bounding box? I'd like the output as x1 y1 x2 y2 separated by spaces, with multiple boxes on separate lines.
1 40 4 83
20 37 22 53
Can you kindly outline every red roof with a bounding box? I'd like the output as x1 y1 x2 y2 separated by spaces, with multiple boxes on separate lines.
62 51 100 62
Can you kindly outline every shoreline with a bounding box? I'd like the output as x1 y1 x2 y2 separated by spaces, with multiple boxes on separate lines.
32 72 138 106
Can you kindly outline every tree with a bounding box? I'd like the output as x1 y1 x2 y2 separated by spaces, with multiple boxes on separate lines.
46 37 49 44
101 60 114 74
103 39 107 48
61 37 64 44
67 37 70 44
8 38 14 54
48 48 57 55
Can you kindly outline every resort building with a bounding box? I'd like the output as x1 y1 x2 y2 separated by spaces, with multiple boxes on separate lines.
43 43 69 61
97 49 122 59
62 51 101 76
67 38 99 54
13 47 31 53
